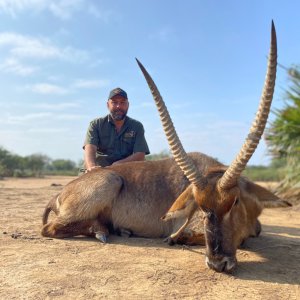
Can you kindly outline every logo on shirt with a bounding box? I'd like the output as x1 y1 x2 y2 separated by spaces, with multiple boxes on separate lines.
124 131 135 138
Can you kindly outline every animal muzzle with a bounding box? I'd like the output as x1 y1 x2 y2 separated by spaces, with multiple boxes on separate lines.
205 254 237 273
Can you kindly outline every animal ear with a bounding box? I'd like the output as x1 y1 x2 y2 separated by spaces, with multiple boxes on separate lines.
245 181 292 208
225 196 240 216
161 185 195 220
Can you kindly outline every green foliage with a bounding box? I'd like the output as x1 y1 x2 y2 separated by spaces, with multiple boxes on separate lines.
0 146 79 177
51 159 76 171
244 165 285 182
24 154 51 177
0 147 173 177
0 147 24 176
266 65 300 191
146 150 170 161
0 144 292 182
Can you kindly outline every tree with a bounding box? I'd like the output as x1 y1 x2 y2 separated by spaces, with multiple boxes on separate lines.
266 65 300 194
52 159 76 171
0 147 24 176
24 154 51 177
0 147 79 177
146 150 170 161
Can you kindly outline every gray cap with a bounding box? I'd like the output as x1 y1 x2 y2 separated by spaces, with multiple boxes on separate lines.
108 87 127 100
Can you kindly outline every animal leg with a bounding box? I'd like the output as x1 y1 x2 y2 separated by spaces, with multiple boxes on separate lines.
162 186 198 245
162 185 195 221
249 219 261 238
164 218 190 245
255 219 262 237
41 218 109 242
176 228 206 246
118 228 132 238
164 205 200 245
92 219 110 243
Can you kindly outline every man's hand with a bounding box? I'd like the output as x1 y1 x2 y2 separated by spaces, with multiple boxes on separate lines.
85 166 102 173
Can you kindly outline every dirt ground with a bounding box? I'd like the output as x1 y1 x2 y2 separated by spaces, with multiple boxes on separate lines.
0 176 300 300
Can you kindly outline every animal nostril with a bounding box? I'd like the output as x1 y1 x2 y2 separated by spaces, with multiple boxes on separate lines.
206 258 226 273
213 261 226 273
206 256 236 273
221 261 227 272
211 261 226 273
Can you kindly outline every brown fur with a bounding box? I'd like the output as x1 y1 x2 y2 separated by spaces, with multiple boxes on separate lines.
42 193 59 225
42 153 289 253
161 164 291 272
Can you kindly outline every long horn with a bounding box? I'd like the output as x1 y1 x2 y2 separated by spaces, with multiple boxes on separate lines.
136 58 208 189
219 21 277 190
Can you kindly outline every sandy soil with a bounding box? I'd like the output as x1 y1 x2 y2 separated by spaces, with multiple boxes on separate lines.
0 176 300 299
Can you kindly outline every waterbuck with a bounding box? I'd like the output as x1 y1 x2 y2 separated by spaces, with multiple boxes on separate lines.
42 21 289 272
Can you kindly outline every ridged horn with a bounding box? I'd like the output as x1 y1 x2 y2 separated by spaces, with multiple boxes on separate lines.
136 58 207 189
219 21 277 190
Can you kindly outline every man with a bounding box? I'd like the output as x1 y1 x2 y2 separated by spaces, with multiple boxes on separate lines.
83 87 150 172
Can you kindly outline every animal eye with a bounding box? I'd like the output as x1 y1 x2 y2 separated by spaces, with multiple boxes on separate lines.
204 210 217 222
206 211 213 218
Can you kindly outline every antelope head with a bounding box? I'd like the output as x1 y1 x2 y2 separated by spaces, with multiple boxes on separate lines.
137 21 277 273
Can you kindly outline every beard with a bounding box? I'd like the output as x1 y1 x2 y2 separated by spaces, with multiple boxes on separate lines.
110 108 128 121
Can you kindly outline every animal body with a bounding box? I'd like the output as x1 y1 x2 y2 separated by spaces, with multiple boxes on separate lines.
42 153 220 242
42 152 287 246
42 21 290 272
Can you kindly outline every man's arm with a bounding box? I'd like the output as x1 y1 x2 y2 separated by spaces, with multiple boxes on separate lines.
84 144 98 171
112 152 145 165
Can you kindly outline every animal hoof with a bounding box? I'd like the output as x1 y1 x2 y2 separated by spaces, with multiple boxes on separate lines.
120 228 132 238
255 220 262 237
164 236 175 246
95 232 107 243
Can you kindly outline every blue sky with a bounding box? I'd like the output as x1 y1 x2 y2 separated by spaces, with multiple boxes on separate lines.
0 1 299 166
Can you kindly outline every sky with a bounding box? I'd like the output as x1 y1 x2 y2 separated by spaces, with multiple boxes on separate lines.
0 0 299 166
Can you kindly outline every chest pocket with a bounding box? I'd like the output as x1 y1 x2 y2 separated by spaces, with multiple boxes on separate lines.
122 131 136 155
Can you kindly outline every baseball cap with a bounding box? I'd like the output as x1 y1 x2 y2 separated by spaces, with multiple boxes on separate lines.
108 87 128 100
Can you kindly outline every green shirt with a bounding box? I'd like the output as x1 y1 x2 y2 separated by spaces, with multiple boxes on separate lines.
83 115 150 167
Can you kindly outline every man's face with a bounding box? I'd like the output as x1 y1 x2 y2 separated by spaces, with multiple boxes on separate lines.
107 95 129 121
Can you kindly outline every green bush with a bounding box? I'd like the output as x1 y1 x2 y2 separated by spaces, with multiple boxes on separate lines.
0 146 79 178
146 150 170 161
244 165 285 182
266 65 300 191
